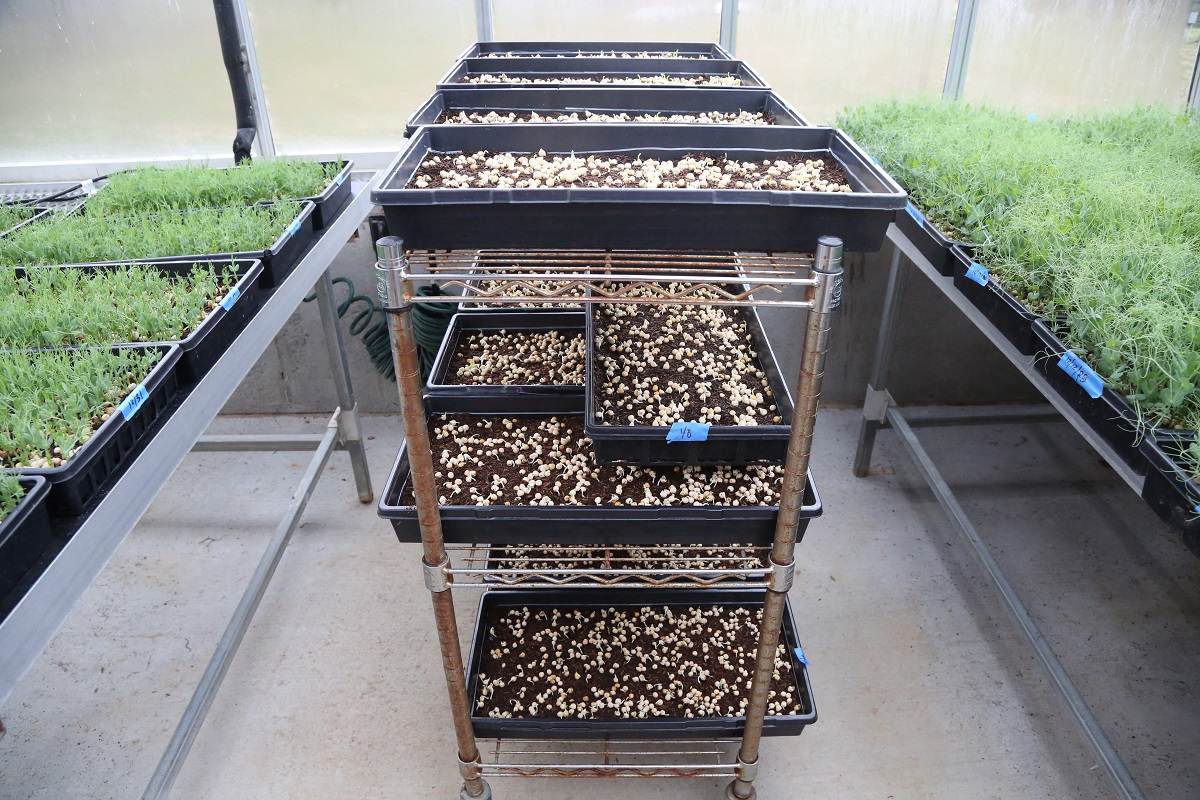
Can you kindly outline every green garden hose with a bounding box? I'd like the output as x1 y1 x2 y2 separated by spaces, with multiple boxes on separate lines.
412 283 460 381
303 278 458 382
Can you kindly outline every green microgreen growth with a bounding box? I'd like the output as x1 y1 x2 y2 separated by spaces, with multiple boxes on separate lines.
88 159 342 216
839 99 1200 464
0 201 301 268
0 262 239 348
0 474 26 524
0 205 37 233
0 346 162 470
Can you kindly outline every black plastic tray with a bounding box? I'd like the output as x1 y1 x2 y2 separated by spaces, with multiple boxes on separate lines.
1139 430 1200 556
405 87 809 135
466 588 815 739
426 311 585 412
438 58 768 90
0 476 52 600
586 297 794 464
377 411 821 545
1030 320 1147 475
455 41 735 60
18 258 264 385
132 200 316 290
948 246 1038 356
300 160 353 231
5 344 184 516
895 202 973 277
373 125 907 251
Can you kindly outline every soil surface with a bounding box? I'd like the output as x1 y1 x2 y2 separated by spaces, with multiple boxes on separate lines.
593 285 781 427
408 151 849 191
443 328 585 386
474 602 806 720
436 109 772 125
460 73 742 86
399 414 783 507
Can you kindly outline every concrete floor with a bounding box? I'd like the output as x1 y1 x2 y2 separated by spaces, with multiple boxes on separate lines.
1 408 1198 799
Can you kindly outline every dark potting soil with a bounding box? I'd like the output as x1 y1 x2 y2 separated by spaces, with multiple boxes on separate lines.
444 329 585 386
398 414 783 507
592 294 779 427
474 603 806 720
434 109 776 125
407 151 849 190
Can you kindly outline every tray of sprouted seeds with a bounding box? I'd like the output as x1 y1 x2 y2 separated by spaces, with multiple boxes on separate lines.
378 411 821 544
5 259 263 385
1 344 183 516
586 282 792 464
454 41 734 59
373 125 906 251
467 588 815 738
438 58 767 90
404 87 808 135
426 311 584 412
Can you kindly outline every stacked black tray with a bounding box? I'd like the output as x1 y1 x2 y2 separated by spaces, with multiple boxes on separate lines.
375 40 905 741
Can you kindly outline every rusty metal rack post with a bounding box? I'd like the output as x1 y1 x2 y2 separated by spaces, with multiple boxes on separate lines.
376 237 844 798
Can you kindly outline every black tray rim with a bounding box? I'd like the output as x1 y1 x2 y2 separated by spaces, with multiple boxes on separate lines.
404 87 809 136
465 587 816 738
373 125 907 211
426 310 586 396
584 287 795 455
0 342 183 486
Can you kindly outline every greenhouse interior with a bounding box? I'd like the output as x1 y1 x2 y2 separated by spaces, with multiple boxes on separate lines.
2 1 1200 798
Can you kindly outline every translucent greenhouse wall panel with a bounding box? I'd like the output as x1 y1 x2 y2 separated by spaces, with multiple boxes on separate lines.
492 0 720 44
963 0 1200 111
245 0 474 153
737 0 959 125
0 1 234 164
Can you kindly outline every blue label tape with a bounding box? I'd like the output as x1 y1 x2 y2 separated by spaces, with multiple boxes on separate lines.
335 170 346 186
966 262 989 286
286 219 301 238
793 646 809 666
118 383 150 421
1027 112 1038 122
219 286 241 311
666 421 710 442
1194 504 1200 515
906 204 926 224
1058 351 1105 399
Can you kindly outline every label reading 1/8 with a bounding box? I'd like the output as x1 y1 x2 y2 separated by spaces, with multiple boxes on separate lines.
1058 351 1105 399
118 383 151 420
794 646 809 666
286 219 302 238
666 421 710 442
219 286 241 311
965 262 989 286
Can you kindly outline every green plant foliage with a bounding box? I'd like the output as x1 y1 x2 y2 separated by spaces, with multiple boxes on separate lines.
0 201 301 268
839 98 1200 478
0 347 162 470
88 159 341 216
0 262 239 348
0 205 36 233
0 474 25 524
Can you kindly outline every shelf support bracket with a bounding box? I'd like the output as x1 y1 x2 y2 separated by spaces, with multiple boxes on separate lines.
377 237 490 800
729 236 842 800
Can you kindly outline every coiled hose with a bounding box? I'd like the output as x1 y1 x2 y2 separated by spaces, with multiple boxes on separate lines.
302 278 458 382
